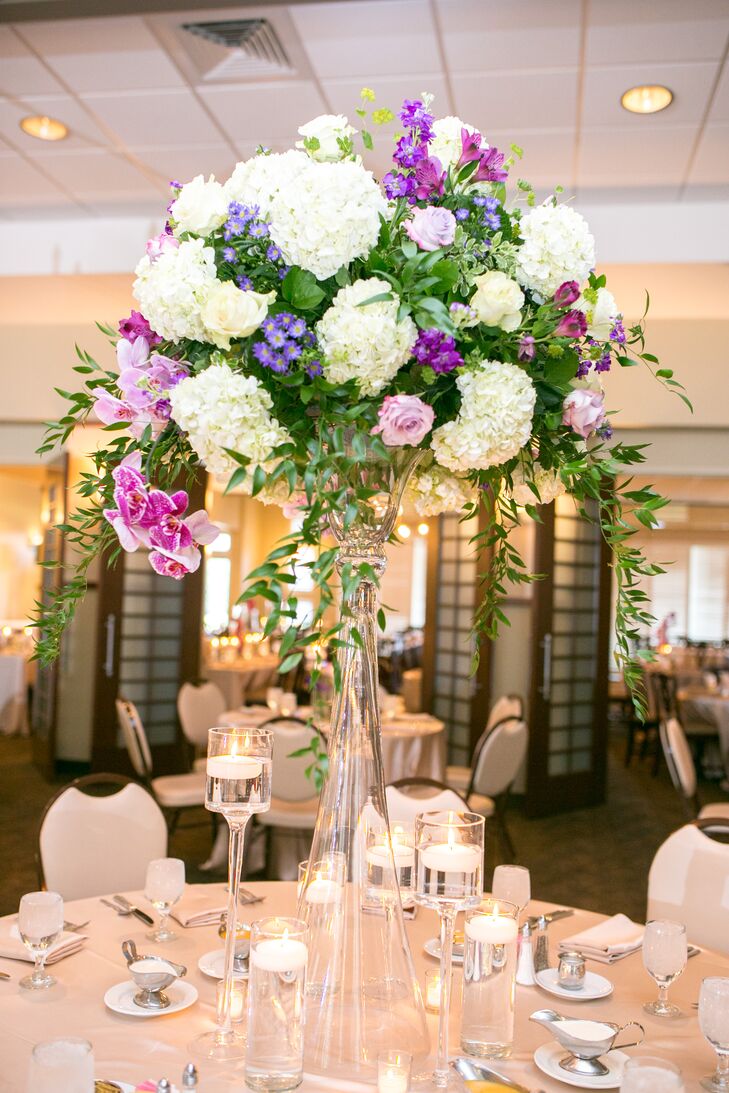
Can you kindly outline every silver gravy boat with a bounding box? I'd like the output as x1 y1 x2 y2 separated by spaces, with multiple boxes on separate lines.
122 939 187 1010
530 1008 644 1077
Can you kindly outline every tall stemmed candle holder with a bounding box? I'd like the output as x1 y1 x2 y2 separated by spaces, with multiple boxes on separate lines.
414 811 484 1091
193 726 273 1060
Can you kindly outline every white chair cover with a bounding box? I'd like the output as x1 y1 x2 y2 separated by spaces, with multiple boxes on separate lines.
266 719 321 803
487 694 523 732
471 718 528 797
40 782 167 900
385 782 466 826
648 823 729 954
660 717 697 800
177 681 227 747
115 698 152 778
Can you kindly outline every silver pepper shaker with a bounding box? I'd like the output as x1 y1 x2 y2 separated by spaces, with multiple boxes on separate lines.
156 1081 172 1093
182 1063 199 1089
515 920 536 986
534 913 549 972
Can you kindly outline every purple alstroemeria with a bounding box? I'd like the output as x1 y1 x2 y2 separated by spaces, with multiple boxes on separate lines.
118 310 161 346
553 281 581 308
413 156 446 201
471 146 508 184
455 127 483 171
555 310 588 339
518 335 536 362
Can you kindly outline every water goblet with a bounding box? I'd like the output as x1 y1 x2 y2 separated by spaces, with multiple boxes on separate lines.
192 725 273 1061
699 977 729 1091
27 1037 94 1093
620 1056 684 1091
144 857 185 942
491 864 531 921
413 810 484 1091
18 891 64 991
642 919 687 1017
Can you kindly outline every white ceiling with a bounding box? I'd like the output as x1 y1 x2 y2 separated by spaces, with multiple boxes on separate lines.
0 0 728 220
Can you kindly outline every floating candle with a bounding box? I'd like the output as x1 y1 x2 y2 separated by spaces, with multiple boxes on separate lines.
207 754 262 781
251 936 308 974
420 841 480 874
305 872 342 905
466 912 519 946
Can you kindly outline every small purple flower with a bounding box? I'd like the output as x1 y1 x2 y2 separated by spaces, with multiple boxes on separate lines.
283 341 302 362
278 266 290 279
610 319 626 344
306 359 323 378
518 335 536 362
290 317 308 339
554 281 581 308
455 207 470 221
249 221 269 239
555 310 588 339
412 328 463 374
222 246 236 262
236 275 253 291
267 329 288 349
253 342 276 367
266 243 282 262
597 422 613 440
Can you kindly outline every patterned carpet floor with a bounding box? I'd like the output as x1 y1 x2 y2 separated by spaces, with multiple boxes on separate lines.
1 726 726 920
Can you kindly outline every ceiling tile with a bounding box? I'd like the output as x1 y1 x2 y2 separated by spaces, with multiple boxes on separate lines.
0 27 65 95
20 15 165 55
487 128 576 189
0 153 70 204
128 143 238 186
41 50 186 95
452 69 579 131
575 184 681 204
198 82 326 142
581 61 719 127
578 125 695 186
688 123 729 184
0 95 108 153
321 75 451 123
436 0 581 72
79 88 222 145
708 62 729 123
29 148 163 199
290 1 440 79
586 10 729 64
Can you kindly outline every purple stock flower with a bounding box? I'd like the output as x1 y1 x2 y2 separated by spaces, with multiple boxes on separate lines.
394 136 428 170
610 319 626 344
412 328 463 374
597 422 613 440
471 146 508 184
554 281 580 308
118 310 161 346
577 338 612 377
518 335 536 362
398 99 434 141
413 156 446 201
383 171 416 200
554 310 588 339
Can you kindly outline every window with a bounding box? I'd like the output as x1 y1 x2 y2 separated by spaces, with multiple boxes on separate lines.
688 545 729 642
203 531 232 634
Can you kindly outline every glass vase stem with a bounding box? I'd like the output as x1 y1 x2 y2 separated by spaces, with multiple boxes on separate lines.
435 905 457 1088
219 816 247 1042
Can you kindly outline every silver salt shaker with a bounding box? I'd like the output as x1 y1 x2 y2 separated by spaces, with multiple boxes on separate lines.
534 914 549 972
182 1062 199 1089
156 1082 171 1093
558 949 586 990
515 920 536 986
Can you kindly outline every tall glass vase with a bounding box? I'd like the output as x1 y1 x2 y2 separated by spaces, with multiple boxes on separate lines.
297 444 430 1084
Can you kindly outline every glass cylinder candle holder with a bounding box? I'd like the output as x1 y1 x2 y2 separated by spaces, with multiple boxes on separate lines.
460 897 519 1059
297 854 345 999
245 916 308 1092
217 976 247 1026
366 823 415 909
378 1050 412 1093
424 968 441 1013
28 1037 94 1093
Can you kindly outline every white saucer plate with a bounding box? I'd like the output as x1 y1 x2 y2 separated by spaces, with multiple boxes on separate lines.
534 1043 628 1089
424 938 464 965
104 979 198 1018
535 968 614 1001
198 949 249 980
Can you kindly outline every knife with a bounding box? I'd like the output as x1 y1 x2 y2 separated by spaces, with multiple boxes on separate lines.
526 908 573 930
453 1057 545 1092
112 894 154 926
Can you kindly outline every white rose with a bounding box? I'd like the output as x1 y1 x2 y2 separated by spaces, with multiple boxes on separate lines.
577 287 619 341
201 282 274 350
296 114 355 162
170 174 228 238
470 271 525 332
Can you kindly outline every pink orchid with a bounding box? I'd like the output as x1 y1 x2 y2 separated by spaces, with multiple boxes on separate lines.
92 390 135 426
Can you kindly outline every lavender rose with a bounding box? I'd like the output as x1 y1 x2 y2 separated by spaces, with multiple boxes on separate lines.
562 388 605 438
404 206 456 252
371 394 435 446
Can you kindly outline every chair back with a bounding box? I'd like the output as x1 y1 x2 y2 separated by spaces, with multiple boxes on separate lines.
386 778 469 826
648 821 729 954
116 698 153 778
487 694 523 732
38 774 167 900
262 717 320 802
471 718 528 798
177 681 227 747
653 672 678 720
659 717 697 805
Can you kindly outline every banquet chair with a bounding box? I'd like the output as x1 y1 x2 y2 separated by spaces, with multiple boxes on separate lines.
648 818 729 955
37 774 167 900
116 698 207 835
446 694 524 795
386 778 469 826
255 717 321 878
659 717 729 822
459 717 528 862
177 680 227 771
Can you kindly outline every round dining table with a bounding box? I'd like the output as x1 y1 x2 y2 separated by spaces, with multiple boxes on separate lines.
0 882 722 1091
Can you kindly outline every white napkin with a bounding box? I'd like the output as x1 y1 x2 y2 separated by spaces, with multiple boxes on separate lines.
558 913 644 964
170 889 226 928
0 924 86 965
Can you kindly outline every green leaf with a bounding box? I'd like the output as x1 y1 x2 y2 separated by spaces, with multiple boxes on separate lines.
251 465 267 497
281 268 326 311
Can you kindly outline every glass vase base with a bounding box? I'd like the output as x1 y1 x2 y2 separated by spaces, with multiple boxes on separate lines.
20 972 55 991
245 1069 302 1092
643 1000 683 1017
411 1070 464 1092
146 928 177 943
701 1077 729 1092
189 1028 246 1060
460 1040 513 1060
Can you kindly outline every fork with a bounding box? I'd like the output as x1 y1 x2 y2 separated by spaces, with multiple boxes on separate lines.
64 919 90 933
100 898 134 916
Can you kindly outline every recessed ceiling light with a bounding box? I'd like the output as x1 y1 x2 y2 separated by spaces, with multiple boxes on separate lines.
621 85 673 115
19 114 68 141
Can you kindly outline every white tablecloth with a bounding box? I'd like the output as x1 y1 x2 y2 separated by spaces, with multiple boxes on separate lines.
0 654 25 735
206 656 280 707
0 883 723 1091
679 687 729 772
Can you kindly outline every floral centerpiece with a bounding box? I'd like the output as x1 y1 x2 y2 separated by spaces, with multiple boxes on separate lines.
37 90 686 706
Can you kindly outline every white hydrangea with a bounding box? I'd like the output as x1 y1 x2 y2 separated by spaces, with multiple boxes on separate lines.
510 462 566 506
516 203 595 302
224 150 310 218
406 461 478 517
431 361 536 473
169 362 291 483
269 159 388 280
429 115 480 167
316 278 417 396
133 238 218 343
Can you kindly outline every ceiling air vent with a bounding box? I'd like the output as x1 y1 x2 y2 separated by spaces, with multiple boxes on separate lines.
181 18 292 81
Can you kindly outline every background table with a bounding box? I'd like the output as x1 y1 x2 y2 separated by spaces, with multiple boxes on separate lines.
0 882 721 1091
206 656 280 707
679 685 729 777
